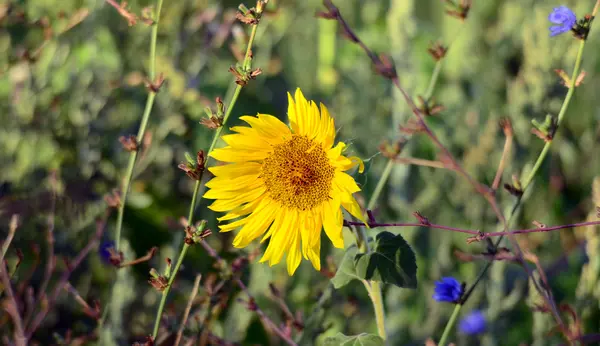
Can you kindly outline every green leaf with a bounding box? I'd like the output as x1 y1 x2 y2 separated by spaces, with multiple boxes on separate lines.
355 231 417 288
331 232 418 289
322 332 384 346
331 245 361 289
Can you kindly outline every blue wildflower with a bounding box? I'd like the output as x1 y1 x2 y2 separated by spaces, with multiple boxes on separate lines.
432 277 463 303
548 6 577 37
99 240 115 264
459 310 486 335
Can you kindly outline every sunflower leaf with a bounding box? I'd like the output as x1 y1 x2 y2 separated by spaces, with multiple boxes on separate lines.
331 245 361 289
322 332 384 346
354 231 417 289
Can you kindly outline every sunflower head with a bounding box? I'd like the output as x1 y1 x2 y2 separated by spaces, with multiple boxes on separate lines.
204 88 365 275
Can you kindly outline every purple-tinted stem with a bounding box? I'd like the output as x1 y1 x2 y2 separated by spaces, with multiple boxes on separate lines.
344 219 600 238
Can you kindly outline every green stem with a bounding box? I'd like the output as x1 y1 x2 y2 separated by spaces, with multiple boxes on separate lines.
423 60 442 101
367 160 394 211
438 304 461 346
522 39 585 189
437 37 587 344
150 22 260 340
114 0 164 251
100 0 164 337
369 281 387 339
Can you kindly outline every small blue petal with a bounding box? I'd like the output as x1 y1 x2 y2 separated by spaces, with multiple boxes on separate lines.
548 6 577 37
432 277 463 303
459 310 486 335
99 240 115 263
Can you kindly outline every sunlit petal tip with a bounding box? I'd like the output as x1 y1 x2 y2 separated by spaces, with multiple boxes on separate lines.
350 156 365 173
294 88 307 103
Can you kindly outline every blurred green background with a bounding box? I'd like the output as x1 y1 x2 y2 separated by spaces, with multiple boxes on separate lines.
1 0 599 345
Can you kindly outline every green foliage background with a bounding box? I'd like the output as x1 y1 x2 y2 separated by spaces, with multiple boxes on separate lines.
1 0 599 345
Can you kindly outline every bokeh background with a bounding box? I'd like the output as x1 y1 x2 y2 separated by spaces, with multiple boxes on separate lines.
1 0 599 345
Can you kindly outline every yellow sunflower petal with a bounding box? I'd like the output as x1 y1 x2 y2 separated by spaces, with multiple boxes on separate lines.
260 206 285 243
334 171 361 194
327 142 346 161
221 134 274 151
208 162 261 178
319 103 335 149
210 147 270 163
204 173 261 191
218 217 249 232
288 88 310 136
203 179 263 199
286 230 302 275
217 197 263 222
262 208 297 266
240 114 291 141
307 236 321 271
232 203 277 248
229 126 286 146
208 186 266 212
322 198 344 248
341 195 364 222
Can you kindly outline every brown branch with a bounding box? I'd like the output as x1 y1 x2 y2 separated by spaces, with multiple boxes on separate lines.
28 172 58 326
1 215 19 263
174 274 202 346
118 246 158 268
1 260 26 346
492 119 514 190
235 278 298 346
197 241 298 346
25 217 106 340
392 157 450 170
63 282 101 319
344 219 600 239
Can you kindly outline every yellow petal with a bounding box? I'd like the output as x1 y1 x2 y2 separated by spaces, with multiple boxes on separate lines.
221 133 274 151
322 197 344 248
328 142 346 161
260 205 285 243
208 162 261 177
334 171 361 194
203 179 263 199
217 197 263 221
209 147 269 163
307 236 321 271
240 114 291 141
218 217 249 232
319 103 335 149
262 208 297 266
208 186 266 212
232 202 277 248
204 173 261 191
286 230 302 275
341 195 364 222
229 126 286 146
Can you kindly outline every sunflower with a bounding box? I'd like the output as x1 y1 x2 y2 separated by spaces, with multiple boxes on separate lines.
203 88 365 275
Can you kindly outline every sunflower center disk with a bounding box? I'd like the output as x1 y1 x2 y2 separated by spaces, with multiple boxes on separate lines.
261 135 335 211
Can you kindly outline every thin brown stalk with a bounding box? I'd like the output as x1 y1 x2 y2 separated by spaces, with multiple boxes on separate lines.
25 217 105 339
235 278 298 346
64 282 100 319
118 246 158 268
492 120 513 190
27 173 58 326
174 274 202 346
344 219 600 238
1 260 26 346
197 241 297 346
392 157 450 170
1 215 19 263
